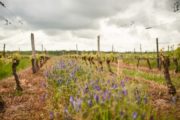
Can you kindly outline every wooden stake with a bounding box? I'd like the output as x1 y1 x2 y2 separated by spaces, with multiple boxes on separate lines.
112 45 114 52
140 44 142 53
31 33 37 73
3 44 5 57
97 35 100 56
156 38 160 69
76 44 78 54
42 44 44 53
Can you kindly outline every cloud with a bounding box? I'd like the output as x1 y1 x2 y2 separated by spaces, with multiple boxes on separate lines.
0 0 180 51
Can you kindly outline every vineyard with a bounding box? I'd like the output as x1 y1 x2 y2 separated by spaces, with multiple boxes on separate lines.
1 0 180 120
0 47 180 119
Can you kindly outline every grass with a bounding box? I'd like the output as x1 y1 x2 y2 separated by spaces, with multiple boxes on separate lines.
122 68 180 89
0 58 31 80
122 69 165 84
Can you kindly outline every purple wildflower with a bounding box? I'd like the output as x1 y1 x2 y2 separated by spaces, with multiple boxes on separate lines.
122 89 128 96
132 112 138 120
94 85 101 91
40 93 48 102
77 98 82 108
49 111 54 120
120 80 125 88
102 90 109 101
87 99 93 107
64 107 69 114
69 96 74 104
112 84 118 89
94 94 99 103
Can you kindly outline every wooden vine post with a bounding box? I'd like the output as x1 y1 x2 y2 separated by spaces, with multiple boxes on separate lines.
160 52 176 96
97 35 100 57
156 38 160 69
12 58 22 91
3 44 5 58
173 58 179 73
31 33 37 73
97 35 103 71
76 44 78 55
0 96 5 113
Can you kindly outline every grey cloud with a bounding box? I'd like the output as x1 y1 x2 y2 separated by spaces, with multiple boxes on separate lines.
1 0 143 31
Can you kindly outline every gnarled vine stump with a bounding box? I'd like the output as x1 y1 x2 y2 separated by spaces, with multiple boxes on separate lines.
12 58 23 91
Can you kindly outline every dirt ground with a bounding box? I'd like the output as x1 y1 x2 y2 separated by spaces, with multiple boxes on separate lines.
0 65 49 120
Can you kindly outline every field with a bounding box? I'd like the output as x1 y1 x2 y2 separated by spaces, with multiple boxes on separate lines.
0 52 179 120
0 56 31 80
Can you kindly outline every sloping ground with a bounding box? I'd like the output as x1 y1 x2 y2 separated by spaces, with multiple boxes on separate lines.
0 65 49 119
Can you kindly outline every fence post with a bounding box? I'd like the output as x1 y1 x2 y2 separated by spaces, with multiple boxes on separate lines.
140 44 142 54
0 96 5 113
161 55 176 95
156 38 160 69
3 44 5 57
31 33 37 73
76 44 78 54
97 35 100 56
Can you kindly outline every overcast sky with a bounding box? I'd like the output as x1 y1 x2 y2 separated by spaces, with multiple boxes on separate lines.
0 0 180 52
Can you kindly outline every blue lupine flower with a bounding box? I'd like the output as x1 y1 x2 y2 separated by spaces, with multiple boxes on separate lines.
94 85 101 91
64 107 69 114
112 84 118 89
102 90 109 101
132 112 138 120
87 99 92 107
77 98 82 108
69 96 74 104
94 94 99 103
120 80 125 88
122 89 128 96
49 111 54 120
40 93 48 102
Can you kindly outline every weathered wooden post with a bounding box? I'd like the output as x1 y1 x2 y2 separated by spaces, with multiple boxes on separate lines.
140 44 142 54
173 58 179 73
156 38 160 69
168 45 169 52
76 44 78 55
146 58 152 69
3 44 5 57
97 35 100 56
41 44 44 53
0 96 5 113
12 58 22 91
97 35 103 71
161 55 176 96
31 33 37 73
